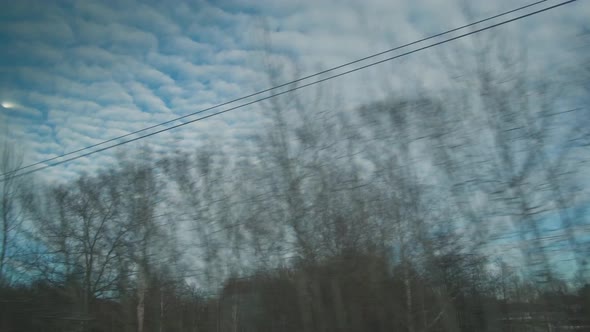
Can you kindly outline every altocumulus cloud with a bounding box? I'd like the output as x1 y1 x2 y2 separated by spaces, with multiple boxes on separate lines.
0 0 588 183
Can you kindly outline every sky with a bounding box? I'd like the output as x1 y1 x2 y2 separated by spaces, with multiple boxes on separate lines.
1 0 589 285
0 0 588 184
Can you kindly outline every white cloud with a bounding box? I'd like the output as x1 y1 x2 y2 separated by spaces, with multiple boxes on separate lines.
164 36 211 56
127 82 171 113
70 46 119 65
0 18 74 44
88 81 135 105
0 0 585 189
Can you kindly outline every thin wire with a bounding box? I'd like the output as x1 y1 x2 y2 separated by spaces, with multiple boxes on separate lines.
0 0 576 183
1 0 551 178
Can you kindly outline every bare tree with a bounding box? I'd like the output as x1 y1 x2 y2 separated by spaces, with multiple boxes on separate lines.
162 147 233 289
116 150 160 332
0 137 28 285
30 173 130 315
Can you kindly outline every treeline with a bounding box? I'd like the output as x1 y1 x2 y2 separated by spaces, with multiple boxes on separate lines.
2 253 590 332
1 36 589 331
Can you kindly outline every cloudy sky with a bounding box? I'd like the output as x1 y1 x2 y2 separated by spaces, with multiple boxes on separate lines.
0 0 588 183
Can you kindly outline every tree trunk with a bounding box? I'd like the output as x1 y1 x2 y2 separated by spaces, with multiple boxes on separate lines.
0 209 7 284
331 278 346 331
296 272 313 332
160 286 164 332
404 261 415 332
137 268 146 332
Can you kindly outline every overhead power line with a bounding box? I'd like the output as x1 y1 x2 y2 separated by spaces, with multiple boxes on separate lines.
1 0 552 179
0 0 576 182
1 0 551 179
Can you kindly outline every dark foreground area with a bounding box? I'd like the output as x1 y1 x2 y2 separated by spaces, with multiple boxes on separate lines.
1 252 590 332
